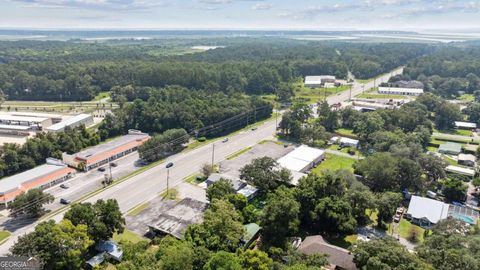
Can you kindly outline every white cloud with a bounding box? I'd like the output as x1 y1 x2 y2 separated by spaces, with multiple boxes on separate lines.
252 3 272 10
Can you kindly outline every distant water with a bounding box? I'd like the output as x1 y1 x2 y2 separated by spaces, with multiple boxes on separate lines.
191 46 226 51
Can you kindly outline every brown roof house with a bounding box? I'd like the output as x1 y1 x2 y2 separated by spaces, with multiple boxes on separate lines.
298 235 357 270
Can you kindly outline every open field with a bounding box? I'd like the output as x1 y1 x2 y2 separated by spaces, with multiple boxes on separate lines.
0 231 11 244
293 82 351 104
312 153 356 174
389 219 426 243
112 229 147 244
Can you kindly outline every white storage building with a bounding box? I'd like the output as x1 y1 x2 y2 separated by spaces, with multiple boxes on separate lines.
304 76 336 88
454 121 477 130
378 87 424 96
46 114 94 133
277 145 325 174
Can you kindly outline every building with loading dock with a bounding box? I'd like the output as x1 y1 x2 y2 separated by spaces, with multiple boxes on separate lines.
62 129 150 171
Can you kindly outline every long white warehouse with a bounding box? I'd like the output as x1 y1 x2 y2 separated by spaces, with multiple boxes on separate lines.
46 114 94 133
378 87 424 96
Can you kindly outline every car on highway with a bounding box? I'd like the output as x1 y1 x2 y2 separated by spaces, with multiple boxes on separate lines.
98 167 106 172
251 127 258 131
166 162 174 168
222 138 229 143
110 162 118 167
60 198 71 204
60 184 69 189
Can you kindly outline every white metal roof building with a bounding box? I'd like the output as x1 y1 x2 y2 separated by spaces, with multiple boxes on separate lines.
277 145 325 173
454 121 477 129
46 114 94 133
0 114 52 128
10 112 63 124
339 137 359 148
445 165 476 177
405 196 450 227
378 87 424 96
304 75 336 87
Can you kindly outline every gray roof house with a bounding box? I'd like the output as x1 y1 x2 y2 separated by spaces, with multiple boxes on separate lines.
298 235 357 270
438 142 462 155
404 196 449 227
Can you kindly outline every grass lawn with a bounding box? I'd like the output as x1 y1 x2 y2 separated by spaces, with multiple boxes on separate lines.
184 173 206 184
0 230 11 243
186 113 279 151
327 145 360 156
325 234 358 249
335 128 357 138
457 94 475 102
258 139 284 146
293 83 351 104
92 91 110 101
127 202 150 217
311 153 356 174
113 229 147 244
436 128 473 137
160 188 179 200
426 146 438 152
443 156 457 166
226 146 252 160
365 209 379 226
395 219 425 242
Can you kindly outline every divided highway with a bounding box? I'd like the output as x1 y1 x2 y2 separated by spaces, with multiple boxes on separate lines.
0 67 403 255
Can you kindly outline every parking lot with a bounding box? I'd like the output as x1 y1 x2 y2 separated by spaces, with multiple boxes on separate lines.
218 141 294 178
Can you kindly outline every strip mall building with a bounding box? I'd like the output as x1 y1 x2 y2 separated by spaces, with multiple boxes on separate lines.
62 129 150 171
0 158 75 207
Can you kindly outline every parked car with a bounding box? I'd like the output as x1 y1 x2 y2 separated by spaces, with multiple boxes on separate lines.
98 167 106 172
222 138 229 143
60 184 69 189
393 215 401 223
110 162 118 167
60 198 71 204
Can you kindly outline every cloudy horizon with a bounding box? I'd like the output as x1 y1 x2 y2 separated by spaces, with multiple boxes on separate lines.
1 0 480 31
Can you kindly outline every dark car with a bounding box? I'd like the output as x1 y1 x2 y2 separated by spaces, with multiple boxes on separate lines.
60 184 69 189
166 162 174 168
110 162 118 167
60 198 71 204
98 167 106 172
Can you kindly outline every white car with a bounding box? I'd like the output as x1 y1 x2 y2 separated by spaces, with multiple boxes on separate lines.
222 138 229 143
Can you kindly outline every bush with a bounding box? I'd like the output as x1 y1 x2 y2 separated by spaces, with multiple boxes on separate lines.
198 137 207 142
348 148 356 155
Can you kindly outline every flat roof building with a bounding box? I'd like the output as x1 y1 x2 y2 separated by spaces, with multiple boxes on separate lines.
11 112 63 124
405 196 449 227
148 198 208 239
46 114 94 133
0 158 75 206
62 129 150 171
277 145 325 173
438 142 462 155
455 121 477 130
305 75 337 88
339 137 359 148
378 87 424 96
458 154 476 167
0 114 52 129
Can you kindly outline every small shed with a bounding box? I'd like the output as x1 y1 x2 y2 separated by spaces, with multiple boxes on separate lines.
458 154 476 167
242 223 261 248
438 142 462 155
339 137 359 148
455 121 477 130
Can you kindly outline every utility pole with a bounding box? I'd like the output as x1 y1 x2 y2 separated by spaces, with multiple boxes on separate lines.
108 163 113 183
166 168 170 198
211 144 215 167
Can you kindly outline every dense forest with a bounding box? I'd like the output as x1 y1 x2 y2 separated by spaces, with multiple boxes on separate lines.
402 46 480 98
0 39 431 101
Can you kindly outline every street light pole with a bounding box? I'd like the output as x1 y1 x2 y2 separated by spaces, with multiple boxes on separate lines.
211 144 215 167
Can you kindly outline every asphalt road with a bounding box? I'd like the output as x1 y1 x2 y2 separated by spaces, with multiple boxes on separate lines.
0 66 403 255
327 67 404 105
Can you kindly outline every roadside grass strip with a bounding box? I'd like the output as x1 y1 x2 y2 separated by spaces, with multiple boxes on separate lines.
226 147 252 160
126 202 150 217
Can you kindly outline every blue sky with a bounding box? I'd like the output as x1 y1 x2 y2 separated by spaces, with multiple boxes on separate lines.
1 0 480 30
